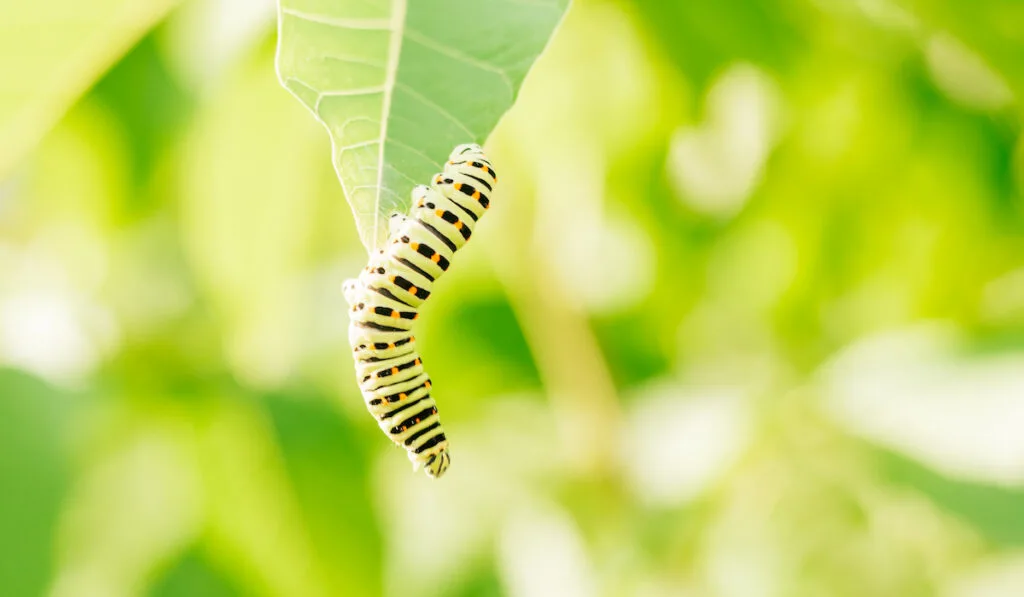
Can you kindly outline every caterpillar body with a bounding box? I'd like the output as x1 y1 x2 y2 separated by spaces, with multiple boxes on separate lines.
342 143 497 478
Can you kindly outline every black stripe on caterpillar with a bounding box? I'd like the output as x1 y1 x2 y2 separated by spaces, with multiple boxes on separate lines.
342 143 497 478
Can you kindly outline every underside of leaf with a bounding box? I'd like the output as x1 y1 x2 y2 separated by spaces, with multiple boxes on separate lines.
275 0 569 251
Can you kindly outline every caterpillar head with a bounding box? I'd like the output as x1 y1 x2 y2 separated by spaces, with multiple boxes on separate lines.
450 143 484 159
412 444 451 479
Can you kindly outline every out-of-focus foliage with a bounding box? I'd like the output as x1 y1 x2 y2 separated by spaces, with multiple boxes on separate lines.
0 370 71 597
0 0 182 178
1 0 1024 596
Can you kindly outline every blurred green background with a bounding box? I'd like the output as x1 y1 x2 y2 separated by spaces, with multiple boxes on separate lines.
3 0 1024 596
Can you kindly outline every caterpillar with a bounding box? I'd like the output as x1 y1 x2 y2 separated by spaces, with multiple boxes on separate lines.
342 143 497 478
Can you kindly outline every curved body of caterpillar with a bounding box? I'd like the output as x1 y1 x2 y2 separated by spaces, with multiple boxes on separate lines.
342 144 497 478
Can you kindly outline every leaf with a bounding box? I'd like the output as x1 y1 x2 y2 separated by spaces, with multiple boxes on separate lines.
262 392 383 596
180 38 330 387
147 547 245 597
275 0 570 251
0 0 181 179
0 369 72 597
879 450 1024 547
894 0 1024 97
630 0 805 87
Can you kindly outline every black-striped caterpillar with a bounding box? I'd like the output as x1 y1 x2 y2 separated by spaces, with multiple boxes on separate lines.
342 144 497 478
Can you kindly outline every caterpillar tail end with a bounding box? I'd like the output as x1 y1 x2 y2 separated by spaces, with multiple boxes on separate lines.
411 444 451 479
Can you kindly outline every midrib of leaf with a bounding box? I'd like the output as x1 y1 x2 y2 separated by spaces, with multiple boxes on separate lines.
371 0 407 258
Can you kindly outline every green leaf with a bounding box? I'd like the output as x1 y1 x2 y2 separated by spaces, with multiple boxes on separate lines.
879 450 1024 547
147 547 245 597
275 0 570 251
0 369 72 597
0 0 181 179
262 392 383 596
630 0 805 88
180 38 330 386
894 0 1024 97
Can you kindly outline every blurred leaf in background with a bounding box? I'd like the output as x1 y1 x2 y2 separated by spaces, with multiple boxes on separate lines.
0 370 72 597
0 0 182 178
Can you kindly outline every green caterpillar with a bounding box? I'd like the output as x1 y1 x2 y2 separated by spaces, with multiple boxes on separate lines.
343 144 497 478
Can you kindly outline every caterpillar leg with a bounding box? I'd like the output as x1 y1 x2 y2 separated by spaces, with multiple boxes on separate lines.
342 278 361 306
388 212 408 234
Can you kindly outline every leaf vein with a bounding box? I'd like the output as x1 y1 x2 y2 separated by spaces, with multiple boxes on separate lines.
282 8 392 30
339 139 381 152
323 55 388 70
395 83 478 140
385 162 422 187
371 0 408 252
403 29 515 98
315 85 387 112
385 137 444 169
